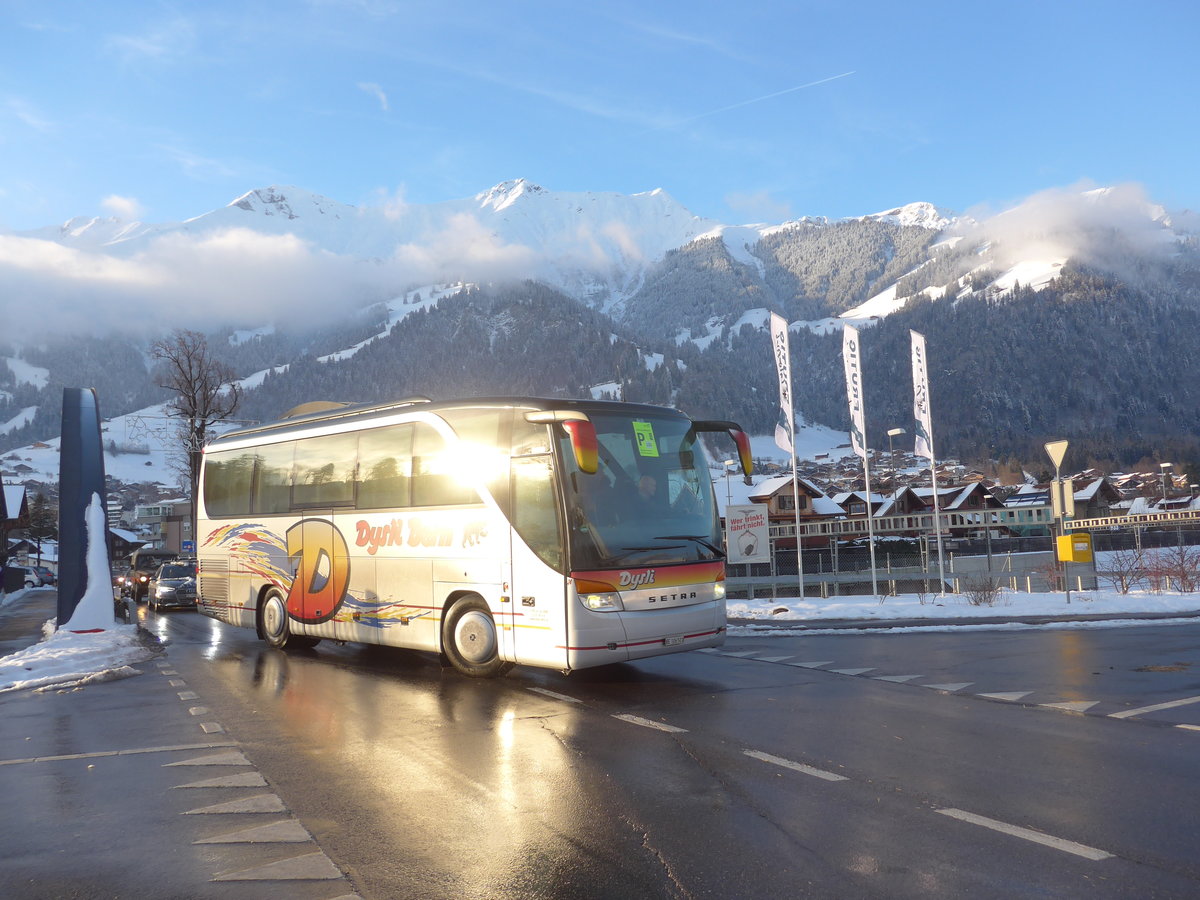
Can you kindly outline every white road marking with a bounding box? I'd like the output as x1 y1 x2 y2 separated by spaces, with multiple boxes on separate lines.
168 679 187 687
722 651 759 657
756 656 794 663
613 714 687 733
743 750 848 782
212 850 343 881
177 691 198 700
0 742 235 767
937 808 1114 860
829 667 876 676
921 683 974 692
1041 701 1100 713
165 750 251 767
1108 695 1200 719
187 707 209 716
194 820 312 844
1177 724 1200 732
200 722 225 734
977 691 1033 702
173 772 268 789
184 794 287 815
527 687 580 703
787 661 834 668
874 674 923 683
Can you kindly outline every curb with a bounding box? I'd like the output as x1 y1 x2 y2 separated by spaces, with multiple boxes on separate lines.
728 609 1200 631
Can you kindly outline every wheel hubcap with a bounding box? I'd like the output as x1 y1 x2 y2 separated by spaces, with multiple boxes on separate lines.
264 598 286 641
454 610 497 664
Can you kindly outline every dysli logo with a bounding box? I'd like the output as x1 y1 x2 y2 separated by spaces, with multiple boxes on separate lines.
618 569 656 589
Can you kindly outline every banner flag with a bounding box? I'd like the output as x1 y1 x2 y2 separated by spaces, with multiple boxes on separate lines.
769 313 793 453
842 324 868 461
910 330 934 460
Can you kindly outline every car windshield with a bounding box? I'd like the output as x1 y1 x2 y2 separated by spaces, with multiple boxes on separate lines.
559 411 721 569
159 564 195 579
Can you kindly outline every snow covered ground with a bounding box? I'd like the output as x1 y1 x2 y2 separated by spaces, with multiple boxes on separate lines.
728 588 1200 634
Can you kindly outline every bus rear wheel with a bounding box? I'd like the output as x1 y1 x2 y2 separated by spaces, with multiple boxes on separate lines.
443 595 513 678
260 588 320 651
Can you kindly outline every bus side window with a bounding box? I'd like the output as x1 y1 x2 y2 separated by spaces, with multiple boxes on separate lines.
512 456 563 572
292 432 357 508
253 442 295 515
411 424 480 507
203 450 254 517
357 424 413 509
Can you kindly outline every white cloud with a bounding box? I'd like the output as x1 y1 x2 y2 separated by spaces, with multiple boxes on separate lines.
105 18 196 63
968 181 1173 274
101 195 145 220
357 82 389 111
0 218 540 337
5 97 52 132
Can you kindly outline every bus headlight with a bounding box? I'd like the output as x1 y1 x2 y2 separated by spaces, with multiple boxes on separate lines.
581 591 623 612
714 582 726 601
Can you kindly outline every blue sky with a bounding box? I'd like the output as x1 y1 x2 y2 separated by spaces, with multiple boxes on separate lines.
2 0 1197 230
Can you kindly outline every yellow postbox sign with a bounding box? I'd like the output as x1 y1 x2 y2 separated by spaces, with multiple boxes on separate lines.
1056 532 1093 563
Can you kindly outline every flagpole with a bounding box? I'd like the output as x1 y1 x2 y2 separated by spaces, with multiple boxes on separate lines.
770 313 805 600
929 454 947 595
843 324 878 597
911 330 947 595
862 445 880 598
790 429 805 600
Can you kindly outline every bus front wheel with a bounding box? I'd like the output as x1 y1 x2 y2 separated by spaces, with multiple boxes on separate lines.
443 595 513 678
260 589 320 651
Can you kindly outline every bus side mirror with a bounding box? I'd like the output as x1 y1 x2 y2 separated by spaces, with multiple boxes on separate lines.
562 420 598 474
730 430 752 480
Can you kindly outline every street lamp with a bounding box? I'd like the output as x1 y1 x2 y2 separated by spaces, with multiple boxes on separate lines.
1160 462 1173 502
886 427 906 500
722 459 736 505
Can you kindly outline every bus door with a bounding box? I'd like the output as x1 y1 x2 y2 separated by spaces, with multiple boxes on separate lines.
508 455 569 669
286 511 351 629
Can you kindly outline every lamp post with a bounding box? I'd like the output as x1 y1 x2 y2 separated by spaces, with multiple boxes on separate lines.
723 459 736 506
1160 462 1173 503
886 427 905 500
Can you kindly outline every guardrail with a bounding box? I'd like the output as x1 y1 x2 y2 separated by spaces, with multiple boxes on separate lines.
769 505 1057 540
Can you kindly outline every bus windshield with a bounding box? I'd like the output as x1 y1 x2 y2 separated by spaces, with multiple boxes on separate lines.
558 412 721 569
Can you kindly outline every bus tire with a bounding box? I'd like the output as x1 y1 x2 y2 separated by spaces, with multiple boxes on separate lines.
443 595 513 678
260 588 320 651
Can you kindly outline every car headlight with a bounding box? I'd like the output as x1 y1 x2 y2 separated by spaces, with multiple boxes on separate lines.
581 591 623 612
156 585 176 598
714 581 726 601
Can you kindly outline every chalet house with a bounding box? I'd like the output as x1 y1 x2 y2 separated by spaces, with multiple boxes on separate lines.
719 474 844 549
831 490 889 519
1072 477 1123 519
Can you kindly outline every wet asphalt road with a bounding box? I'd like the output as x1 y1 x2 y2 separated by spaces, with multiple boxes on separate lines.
127 605 1200 899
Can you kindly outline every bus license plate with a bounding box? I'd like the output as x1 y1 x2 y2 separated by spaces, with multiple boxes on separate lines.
663 635 684 646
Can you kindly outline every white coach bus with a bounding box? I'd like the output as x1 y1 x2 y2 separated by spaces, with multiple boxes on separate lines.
196 396 752 677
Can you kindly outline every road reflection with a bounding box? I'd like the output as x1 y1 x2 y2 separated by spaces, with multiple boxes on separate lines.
200 639 627 898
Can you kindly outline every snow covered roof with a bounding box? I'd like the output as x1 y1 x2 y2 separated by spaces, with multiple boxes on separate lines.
3 483 26 519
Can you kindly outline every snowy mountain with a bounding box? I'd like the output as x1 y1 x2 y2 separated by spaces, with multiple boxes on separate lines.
3 180 1199 482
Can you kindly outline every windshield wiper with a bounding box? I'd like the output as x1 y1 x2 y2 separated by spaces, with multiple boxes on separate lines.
654 534 724 557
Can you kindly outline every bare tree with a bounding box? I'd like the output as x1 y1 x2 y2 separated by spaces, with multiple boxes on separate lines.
1099 547 1147 594
151 330 242 538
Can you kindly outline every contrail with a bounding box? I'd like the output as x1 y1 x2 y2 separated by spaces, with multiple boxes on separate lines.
651 70 856 131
